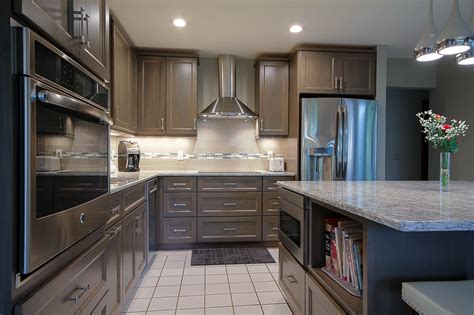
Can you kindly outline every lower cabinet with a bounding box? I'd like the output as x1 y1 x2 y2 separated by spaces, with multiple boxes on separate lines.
305 274 345 315
105 222 123 314
163 217 197 244
279 245 305 315
197 217 262 242
262 216 279 241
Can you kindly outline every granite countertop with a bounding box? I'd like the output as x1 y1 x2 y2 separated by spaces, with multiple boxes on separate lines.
278 181 474 232
110 170 295 193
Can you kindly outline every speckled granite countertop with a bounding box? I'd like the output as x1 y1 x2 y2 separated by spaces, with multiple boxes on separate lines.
110 170 295 193
278 181 474 232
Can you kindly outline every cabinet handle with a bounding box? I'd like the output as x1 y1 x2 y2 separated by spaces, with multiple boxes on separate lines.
149 186 158 193
335 77 339 90
110 205 120 215
84 12 90 47
173 203 187 207
107 226 122 239
286 274 297 284
67 283 90 304
161 117 165 131
339 77 343 90
193 118 197 131
272 227 279 231
223 227 236 232
260 119 263 131
272 201 279 206
74 7 87 44
173 228 187 233
173 183 187 186
223 202 237 206
224 182 237 186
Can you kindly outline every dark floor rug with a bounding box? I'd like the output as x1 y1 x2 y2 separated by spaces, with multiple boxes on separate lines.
191 248 276 266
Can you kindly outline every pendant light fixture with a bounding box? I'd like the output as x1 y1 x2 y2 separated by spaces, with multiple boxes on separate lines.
415 0 443 62
456 0 474 65
436 0 472 55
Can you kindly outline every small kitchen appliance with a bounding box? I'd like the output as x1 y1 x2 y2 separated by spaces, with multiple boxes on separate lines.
269 157 285 172
118 141 141 172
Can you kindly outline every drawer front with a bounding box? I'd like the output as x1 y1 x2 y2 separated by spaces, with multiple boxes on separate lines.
263 176 293 192
163 218 196 244
262 216 279 241
123 182 146 215
16 236 109 315
197 216 262 242
198 192 262 217
198 177 262 192
279 187 306 209
163 177 197 192
279 244 305 315
105 192 123 229
305 274 345 315
263 192 280 216
163 193 197 217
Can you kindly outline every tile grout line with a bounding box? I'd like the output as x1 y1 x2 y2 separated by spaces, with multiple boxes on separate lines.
246 263 265 315
224 263 236 315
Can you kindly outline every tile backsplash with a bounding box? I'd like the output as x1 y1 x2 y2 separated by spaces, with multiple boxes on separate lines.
111 120 288 171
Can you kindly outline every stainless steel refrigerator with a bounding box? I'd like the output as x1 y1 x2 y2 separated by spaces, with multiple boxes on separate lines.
300 98 377 181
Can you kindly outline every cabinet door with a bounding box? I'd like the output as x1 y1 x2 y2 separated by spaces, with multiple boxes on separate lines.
129 51 138 130
337 53 376 96
137 56 166 135
165 57 198 135
105 223 122 314
134 204 147 275
122 211 135 297
298 51 337 94
305 274 345 315
257 61 289 136
80 0 110 81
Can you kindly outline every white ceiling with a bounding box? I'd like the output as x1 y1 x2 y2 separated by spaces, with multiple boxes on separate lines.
110 0 473 59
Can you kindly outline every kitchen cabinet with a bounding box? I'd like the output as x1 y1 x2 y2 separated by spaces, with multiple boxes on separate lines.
256 60 289 136
262 216 279 241
137 56 197 136
137 56 166 135
134 204 147 275
163 218 197 244
15 0 110 81
197 216 262 242
305 274 345 315
298 51 375 96
111 17 137 134
279 244 305 315
148 179 159 249
105 222 122 315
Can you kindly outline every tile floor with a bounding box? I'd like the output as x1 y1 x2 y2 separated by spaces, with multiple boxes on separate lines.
121 247 292 315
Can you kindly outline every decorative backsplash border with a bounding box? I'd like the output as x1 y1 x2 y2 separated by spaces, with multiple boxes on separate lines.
120 152 283 160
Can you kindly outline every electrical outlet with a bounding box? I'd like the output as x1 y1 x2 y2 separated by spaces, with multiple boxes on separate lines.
55 149 63 158
177 150 184 161
267 151 274 160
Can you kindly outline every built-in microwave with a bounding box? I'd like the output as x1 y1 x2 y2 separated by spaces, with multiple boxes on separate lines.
15 26 113 275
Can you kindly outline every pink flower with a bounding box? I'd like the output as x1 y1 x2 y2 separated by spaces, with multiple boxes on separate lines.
442 124 451 131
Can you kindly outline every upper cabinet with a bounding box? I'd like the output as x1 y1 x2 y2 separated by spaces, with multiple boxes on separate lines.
298 50 375 96
137 56 198 136
111 17 137 134
15 0 110 82
256 60 289 136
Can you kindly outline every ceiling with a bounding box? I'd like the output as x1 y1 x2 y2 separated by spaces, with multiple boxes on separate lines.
110 0 473 59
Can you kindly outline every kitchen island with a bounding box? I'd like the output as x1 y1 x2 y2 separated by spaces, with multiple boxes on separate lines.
277 181 474 315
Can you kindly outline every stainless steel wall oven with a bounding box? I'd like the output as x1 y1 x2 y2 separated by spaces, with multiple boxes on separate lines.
14 26 112 274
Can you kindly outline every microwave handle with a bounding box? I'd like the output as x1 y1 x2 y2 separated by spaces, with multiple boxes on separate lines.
36 90 113 125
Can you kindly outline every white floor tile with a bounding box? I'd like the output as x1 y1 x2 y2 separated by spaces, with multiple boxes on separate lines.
122 298 150 312
266 264 278 273
131 287 156 299
146 311 175 315
231 292 260 306
135 276 159 288
234 305 263 315
184 267 205 276
261 303 292 315
157 276 182 287
247 264 270 274
182 275 205 285
148 297 179 311
230 282 255 294
142 268 162 278
148 261 165 270
161 268 184 277
206 274 228 284
251 273 274 282
228 273 251 283
206 266 227 275
205 306 234 315
257 291 286 305
271 272 279 281
226 265 249 274
206 283 230 295
253 281 280 292
180 284 205 296
166 256 187 262
153 286 180 297
164 261 185 268
177 295 205 309
121 312 146 315
205 293 232 308
176 308 204 315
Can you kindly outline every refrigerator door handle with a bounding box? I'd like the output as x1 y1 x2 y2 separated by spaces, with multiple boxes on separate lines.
335 106 343 180
341 105 348 180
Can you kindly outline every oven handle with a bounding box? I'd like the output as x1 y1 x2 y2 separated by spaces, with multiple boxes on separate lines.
37 90 113 125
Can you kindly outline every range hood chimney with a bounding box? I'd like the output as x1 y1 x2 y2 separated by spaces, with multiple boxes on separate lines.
199 55 258 119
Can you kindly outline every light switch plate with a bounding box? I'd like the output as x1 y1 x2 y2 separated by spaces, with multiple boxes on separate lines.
177 150 184 161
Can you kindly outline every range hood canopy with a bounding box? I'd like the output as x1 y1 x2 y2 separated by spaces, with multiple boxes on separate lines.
199 55 258 119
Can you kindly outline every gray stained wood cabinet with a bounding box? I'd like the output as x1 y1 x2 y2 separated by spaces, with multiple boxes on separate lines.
298 51 375 96
256 60 289 136
279 244 305 315
305 274 345 315
111 17 137 134
137 56 198 136
15 0 110 81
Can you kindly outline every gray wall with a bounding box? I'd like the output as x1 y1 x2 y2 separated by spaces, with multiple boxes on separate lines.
429 58 474 180
387 58 437 89
376 46 387 180
386 88 429 180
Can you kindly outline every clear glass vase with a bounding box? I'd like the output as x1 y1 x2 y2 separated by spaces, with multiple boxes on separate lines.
440 152 451 192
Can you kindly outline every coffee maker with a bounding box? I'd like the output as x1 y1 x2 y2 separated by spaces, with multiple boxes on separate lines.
118 141 140 172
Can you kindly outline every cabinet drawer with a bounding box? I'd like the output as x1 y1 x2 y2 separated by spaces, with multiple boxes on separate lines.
197 217 262 242
163 218 196 244
163 193 197 217
306 274 345 315
198 192 262 217
123 182 146 215
198 177 262 192
263 176 293 192
279 244 305 315
105 192 123 229
16 236 109 315
262 216 279 241
279 187 306 209
163 177 197 192
263 192 280 216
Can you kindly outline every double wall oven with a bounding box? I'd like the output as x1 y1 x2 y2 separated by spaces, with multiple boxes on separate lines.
15 26 112 275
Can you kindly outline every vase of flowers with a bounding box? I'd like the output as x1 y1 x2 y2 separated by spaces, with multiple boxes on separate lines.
416 110 469 192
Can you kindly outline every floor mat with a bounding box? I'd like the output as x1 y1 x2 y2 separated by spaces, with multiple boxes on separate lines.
191 248 276 265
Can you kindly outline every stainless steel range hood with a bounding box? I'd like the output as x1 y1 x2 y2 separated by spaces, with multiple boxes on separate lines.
199 55 258 119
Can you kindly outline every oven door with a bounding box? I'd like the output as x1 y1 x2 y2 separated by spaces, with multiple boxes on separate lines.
21 77 113 274
278 198 307 265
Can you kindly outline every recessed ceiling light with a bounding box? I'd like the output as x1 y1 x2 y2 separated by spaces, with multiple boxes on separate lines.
289 25 302 33
173 18 186 27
